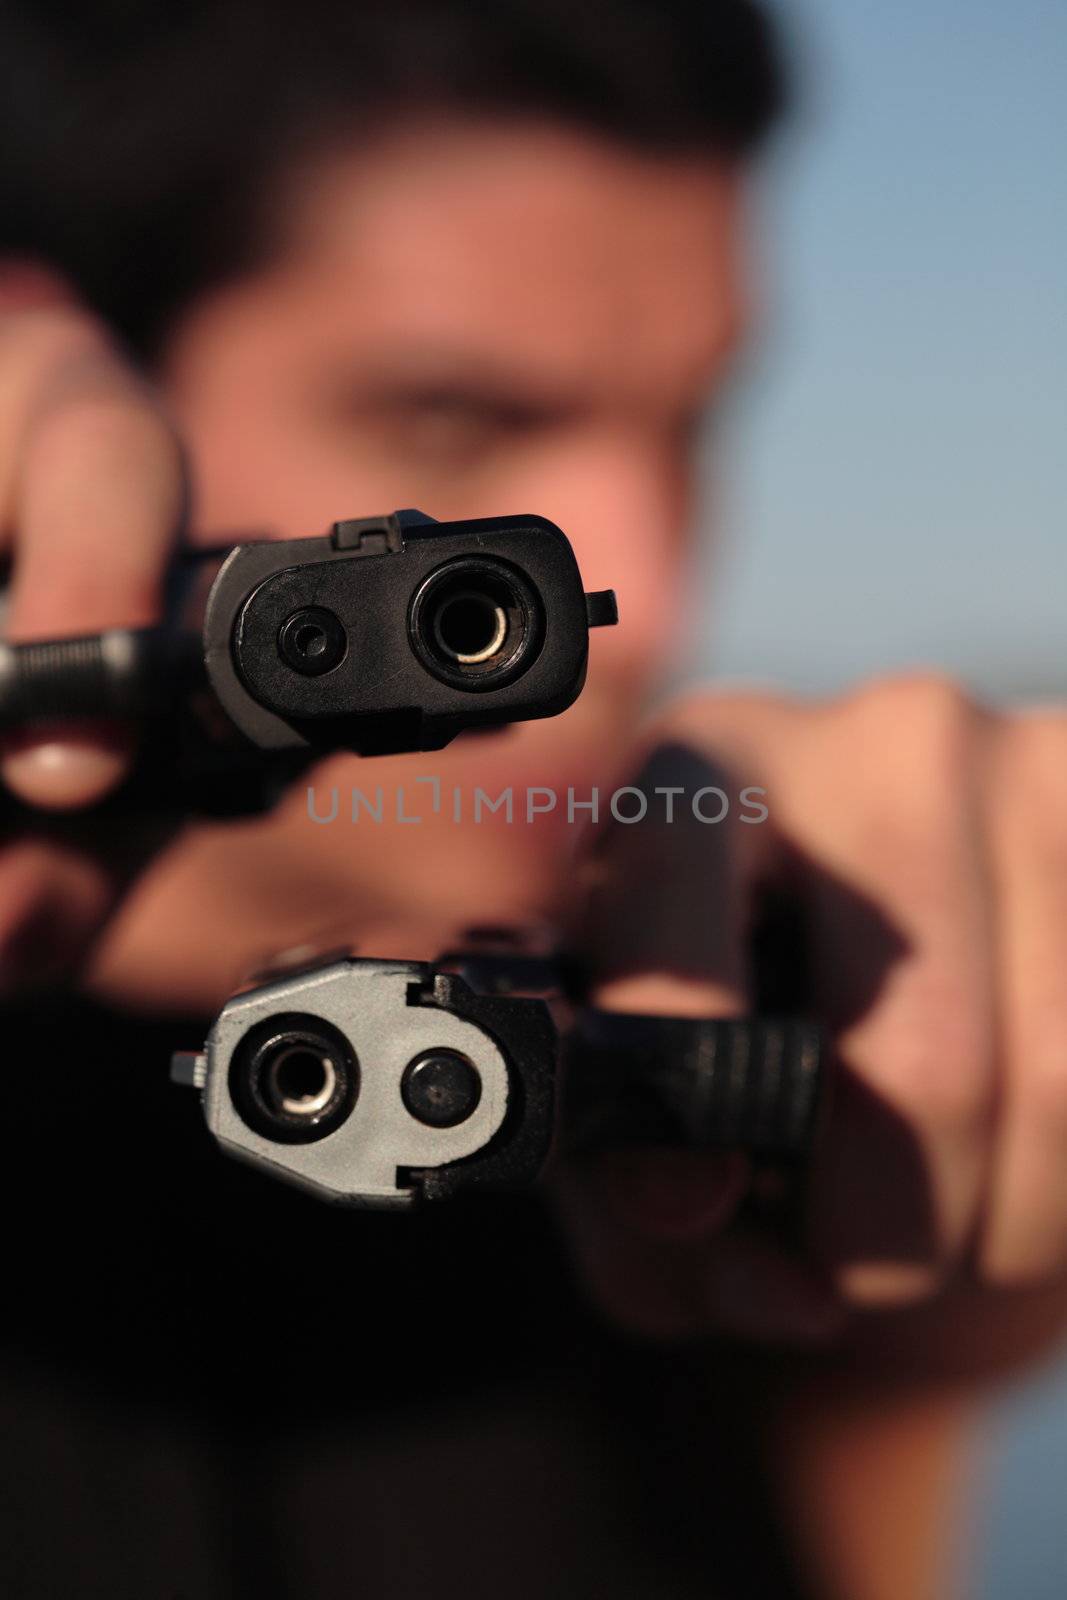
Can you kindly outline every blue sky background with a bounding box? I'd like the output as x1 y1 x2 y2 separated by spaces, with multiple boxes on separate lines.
691 0 1065 700
685 4 1066 1595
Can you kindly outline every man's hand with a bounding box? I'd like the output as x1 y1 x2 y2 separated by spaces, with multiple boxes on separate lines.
0 269 186 990
558 677 1067 1377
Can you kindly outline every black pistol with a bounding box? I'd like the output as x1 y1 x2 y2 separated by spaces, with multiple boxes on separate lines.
0 509 617 816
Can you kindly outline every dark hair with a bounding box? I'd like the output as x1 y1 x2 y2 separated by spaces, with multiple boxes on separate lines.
0 1 785 356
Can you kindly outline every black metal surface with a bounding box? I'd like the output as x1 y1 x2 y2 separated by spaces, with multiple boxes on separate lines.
560 1011 825 1161
401 1049 483 1128
407 554 544 690
0 508 617 813
401 971 559 1201
443 937 829 1169
584 589 619 628
276 605 348 677
221 513 593 747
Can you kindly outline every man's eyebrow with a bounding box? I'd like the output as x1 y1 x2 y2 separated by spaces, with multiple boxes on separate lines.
320 343 590 413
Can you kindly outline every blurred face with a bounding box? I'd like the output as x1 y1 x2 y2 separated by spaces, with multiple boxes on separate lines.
164 118 748 768
94 118 752 1005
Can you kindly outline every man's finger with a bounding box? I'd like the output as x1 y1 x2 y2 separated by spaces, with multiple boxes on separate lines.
0 308 185 807
563 726 781 1249
0 837 113 993
572 730 778 1017
777 680 998 1305
980 714 1067 1282
628 684 997 1308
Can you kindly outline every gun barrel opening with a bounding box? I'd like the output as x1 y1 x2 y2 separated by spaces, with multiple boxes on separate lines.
264 1043 338 1117
409 558 542 690
431 590 508 664
229 1015 359 1144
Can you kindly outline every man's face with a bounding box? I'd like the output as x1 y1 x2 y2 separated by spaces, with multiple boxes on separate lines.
94 119 750 1004
161 118 748 788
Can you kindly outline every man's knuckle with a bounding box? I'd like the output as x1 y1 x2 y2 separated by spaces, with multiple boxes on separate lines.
997 714 1067 812
846 672 983 747
0 305 113 391
830 674 985 830
655 687 800 755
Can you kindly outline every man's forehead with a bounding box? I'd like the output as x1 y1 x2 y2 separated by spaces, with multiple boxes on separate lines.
273 118 749 397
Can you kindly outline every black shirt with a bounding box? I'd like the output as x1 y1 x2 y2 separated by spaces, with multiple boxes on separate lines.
0 995 805 1600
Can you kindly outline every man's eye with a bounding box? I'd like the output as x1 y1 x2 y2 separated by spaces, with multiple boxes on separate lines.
402 396 509 453
378 392 561 467
320 372 573 472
